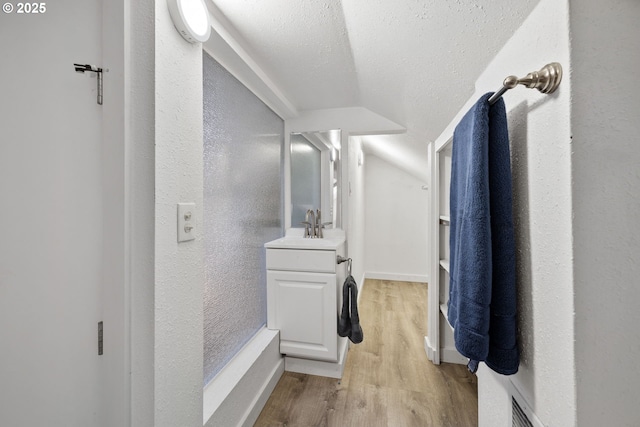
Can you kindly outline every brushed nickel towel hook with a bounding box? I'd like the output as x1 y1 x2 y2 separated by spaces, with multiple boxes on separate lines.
488 62 563 105
337 255 353 276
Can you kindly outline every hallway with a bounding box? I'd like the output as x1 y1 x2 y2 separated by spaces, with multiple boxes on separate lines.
254 280 478 426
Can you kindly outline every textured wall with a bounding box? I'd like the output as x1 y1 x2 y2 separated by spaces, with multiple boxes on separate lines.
434 0 575 424
154 1 205 425
570 1 640 425
479 1 574 424
203 53 284 384
486 2 574 424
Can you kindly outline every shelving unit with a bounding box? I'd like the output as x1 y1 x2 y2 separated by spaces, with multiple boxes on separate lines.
439 303 448 321
426 138 467 366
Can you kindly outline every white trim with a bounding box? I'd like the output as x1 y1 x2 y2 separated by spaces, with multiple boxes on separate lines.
102 0 130 424
364 271 428 283
287 107 406 135
203 327 284 427
357 272 366 298
284 337 349 379
424 336 437 363
203 4 297 119
440 347 468 365
429 140 440 365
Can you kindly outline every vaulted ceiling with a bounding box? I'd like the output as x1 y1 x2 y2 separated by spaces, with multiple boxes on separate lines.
207 0 540 181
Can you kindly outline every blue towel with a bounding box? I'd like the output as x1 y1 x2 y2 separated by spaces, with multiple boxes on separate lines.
447 93 519 375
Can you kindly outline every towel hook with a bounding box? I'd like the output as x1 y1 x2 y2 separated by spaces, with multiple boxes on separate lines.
337 255 353 276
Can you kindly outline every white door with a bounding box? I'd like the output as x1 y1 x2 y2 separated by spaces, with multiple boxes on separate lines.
0 1 106 425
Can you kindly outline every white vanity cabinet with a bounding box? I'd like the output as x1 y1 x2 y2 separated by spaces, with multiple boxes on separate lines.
266 258 337 361
265 234 348 378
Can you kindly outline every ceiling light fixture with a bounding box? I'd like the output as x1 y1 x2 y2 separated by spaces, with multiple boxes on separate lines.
167 0 211 44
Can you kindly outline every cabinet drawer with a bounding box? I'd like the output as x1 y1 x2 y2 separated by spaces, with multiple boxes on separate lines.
266 249 336 273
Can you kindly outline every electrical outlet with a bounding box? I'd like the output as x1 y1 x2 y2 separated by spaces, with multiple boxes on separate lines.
177 203 196 242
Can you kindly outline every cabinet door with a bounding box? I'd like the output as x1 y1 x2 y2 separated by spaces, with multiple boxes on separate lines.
267 270 337 361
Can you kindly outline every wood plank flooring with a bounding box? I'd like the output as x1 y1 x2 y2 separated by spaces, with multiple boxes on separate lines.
254 279 478 427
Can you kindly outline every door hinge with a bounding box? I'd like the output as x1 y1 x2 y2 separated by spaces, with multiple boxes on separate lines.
98 321 103 355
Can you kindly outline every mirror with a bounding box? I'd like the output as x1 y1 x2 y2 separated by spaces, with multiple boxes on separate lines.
290 130 341 230
290 133 321 228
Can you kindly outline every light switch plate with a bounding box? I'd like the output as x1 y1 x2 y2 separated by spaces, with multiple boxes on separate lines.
177 203 196 242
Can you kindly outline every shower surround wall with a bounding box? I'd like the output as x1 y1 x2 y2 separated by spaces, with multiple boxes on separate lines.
203 53 284 384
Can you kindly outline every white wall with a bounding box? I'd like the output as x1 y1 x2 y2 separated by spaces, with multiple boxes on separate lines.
434 0 575 425
102 0 129 424
148 5 291 427
128 0 156 425
469 1 640 425
135 18 410 427
132 1 640 426
153 1 205 426
480 1 574 424
569 1 640 425
286 106 405 236
364 155 429 283
347 137 366 286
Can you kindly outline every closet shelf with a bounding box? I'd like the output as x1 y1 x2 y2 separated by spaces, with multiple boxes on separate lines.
430 138 465 365
439 303 454 332
439 303 448 319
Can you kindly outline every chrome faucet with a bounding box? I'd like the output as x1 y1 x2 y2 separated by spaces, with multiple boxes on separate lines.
302 208 331 238
316 209 326 239
302 209 316 238
316 209 330 238
315 209 322 238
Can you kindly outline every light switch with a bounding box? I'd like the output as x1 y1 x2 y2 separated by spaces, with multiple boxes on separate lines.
177 203 196 242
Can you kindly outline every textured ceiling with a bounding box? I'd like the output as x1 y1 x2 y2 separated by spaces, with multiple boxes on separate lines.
209 0 540 180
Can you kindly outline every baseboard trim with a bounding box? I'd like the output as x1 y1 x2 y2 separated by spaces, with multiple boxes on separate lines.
239 357 283 426
203 327 284 427
424 335 437 363
364 271 429 283
284 336 349 379
357 272 366 301
440 346 467 365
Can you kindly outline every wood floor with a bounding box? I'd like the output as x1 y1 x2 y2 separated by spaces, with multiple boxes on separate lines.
254 279 478 427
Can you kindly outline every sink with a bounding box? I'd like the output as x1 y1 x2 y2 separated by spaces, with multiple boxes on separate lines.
265 228 349 376
265 229 345 250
